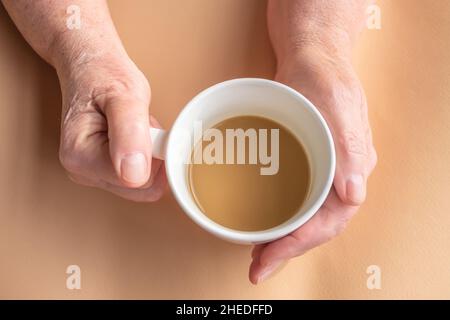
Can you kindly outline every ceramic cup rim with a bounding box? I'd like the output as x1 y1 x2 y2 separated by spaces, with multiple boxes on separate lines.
164 78 336 244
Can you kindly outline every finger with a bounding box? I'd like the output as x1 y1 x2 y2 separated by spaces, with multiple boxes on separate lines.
249 257 285 285
67 157 167 202
249 244 269 284
102 93 152 188
249 189 358 284
333 126 368 206
259 190 357 263
66 115 167 201
136 116 165 189
104 164 167 202
60 112 158 188
251 244 266 259
60 111 167 196
60 112 128 187
326 88 372 206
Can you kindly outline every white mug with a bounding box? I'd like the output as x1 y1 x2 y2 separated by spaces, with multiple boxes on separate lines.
149 78 335 244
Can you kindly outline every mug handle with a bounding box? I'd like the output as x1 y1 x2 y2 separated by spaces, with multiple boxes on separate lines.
149 127 168 160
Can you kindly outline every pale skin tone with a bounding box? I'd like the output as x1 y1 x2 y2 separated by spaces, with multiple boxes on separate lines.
2 0 167 201
251 0 377 284
2 0 376 284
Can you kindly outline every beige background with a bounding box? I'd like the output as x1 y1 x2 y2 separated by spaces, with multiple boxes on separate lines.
0 0 449 299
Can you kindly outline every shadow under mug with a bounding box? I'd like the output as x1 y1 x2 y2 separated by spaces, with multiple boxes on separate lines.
149 78 335 244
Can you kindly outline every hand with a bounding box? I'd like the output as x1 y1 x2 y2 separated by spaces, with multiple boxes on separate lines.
58 52 167 201
249 46 377 284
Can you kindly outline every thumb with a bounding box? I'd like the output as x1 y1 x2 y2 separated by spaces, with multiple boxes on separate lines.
104 95 152 188
333 130 368 206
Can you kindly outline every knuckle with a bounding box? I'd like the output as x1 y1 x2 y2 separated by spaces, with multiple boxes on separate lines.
107 79 134 95
339 130 368 156
322 229 336 243
321 209 353 242
336 218 349 234
59 135 85 174
325 221 348 242
59 147 80 173
94 73 150 105
320 78 362 112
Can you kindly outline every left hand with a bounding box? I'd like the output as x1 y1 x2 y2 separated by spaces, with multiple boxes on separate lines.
249 46 377 284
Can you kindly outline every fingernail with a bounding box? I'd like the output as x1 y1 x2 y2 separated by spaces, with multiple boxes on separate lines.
346 174 366 205
256 260 284 284
120 152 148 184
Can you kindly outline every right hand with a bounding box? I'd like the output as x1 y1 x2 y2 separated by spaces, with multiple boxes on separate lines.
249 46 377 284
58 52 167 201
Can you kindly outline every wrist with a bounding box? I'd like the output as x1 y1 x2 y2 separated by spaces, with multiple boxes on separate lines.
276 43 354 80
274 44 361 100
55 44 149 116
49 29 128 77
55 49 134 91
277 34 353 70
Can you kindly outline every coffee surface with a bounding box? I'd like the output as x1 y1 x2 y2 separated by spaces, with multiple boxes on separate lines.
188 116 311 231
